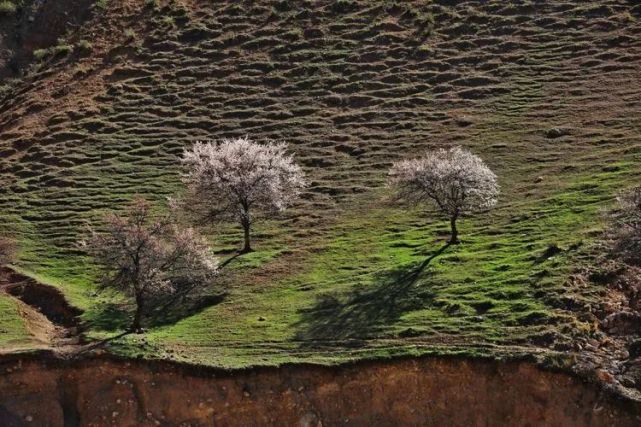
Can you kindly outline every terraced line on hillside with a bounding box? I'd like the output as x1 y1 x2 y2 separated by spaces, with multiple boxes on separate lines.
0 0 640 370
2 1 639 254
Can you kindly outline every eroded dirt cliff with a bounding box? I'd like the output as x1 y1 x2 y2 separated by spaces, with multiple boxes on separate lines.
0 355 639 426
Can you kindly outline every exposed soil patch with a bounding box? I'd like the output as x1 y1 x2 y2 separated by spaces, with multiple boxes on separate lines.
0 267 83 350
1 269 81 328
0 355 639 426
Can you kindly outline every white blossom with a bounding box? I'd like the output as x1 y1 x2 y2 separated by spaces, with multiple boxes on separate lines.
181 137 306 253
83 197 218 331
388 146 499 243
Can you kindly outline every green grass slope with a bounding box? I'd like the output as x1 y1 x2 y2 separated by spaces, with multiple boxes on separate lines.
1 0 641 366
0 295 36 351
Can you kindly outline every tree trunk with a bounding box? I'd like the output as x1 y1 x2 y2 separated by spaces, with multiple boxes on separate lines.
240 221 252 253
449 213 460 244
131 293 144 332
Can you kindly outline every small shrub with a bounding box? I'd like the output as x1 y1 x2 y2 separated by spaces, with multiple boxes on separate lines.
124 28 136 41
416 44 431 58
0 1 17 14
74 64 94 77
33 41 73 61
77 40 93 52
546 127 571 138
283 28 303 41
76 40 93 56
175 7 191 17
620 11 635 23
33 48 49 61
144 0 158 8
416 12 435 37
94 0 108 10
52 44 73 56
160 16 175 27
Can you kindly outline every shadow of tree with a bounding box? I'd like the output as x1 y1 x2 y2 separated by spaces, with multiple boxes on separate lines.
219 252 243 269
146 291 226 327
85 289 226 332
294 243 450 345
84 302 131 332
73 330 132 357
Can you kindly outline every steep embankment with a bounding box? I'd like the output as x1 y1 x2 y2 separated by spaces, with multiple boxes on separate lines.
0 355 639 426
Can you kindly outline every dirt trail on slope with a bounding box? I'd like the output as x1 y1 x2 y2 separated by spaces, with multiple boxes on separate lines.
0 267 83 354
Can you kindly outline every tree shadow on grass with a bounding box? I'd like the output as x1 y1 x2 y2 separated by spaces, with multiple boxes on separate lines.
219 252 243 269
145 291 226 327
85 290 227 332
73 330 132 357
84 302 131 332
294 243 450 346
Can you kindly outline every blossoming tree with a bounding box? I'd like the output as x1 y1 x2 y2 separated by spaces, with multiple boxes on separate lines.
83 197 218 332
388 146 499 244
181 137 306 253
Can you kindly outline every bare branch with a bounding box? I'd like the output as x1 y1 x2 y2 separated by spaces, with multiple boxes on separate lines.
83 197 219 331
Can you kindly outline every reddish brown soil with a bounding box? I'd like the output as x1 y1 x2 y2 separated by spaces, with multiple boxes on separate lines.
0 267 83 351
0 355 639 426
0 268 82 328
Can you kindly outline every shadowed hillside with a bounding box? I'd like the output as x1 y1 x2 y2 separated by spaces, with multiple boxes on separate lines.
0 0 640 380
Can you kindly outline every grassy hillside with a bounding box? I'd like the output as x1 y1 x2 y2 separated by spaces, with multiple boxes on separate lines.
1 0 641 367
